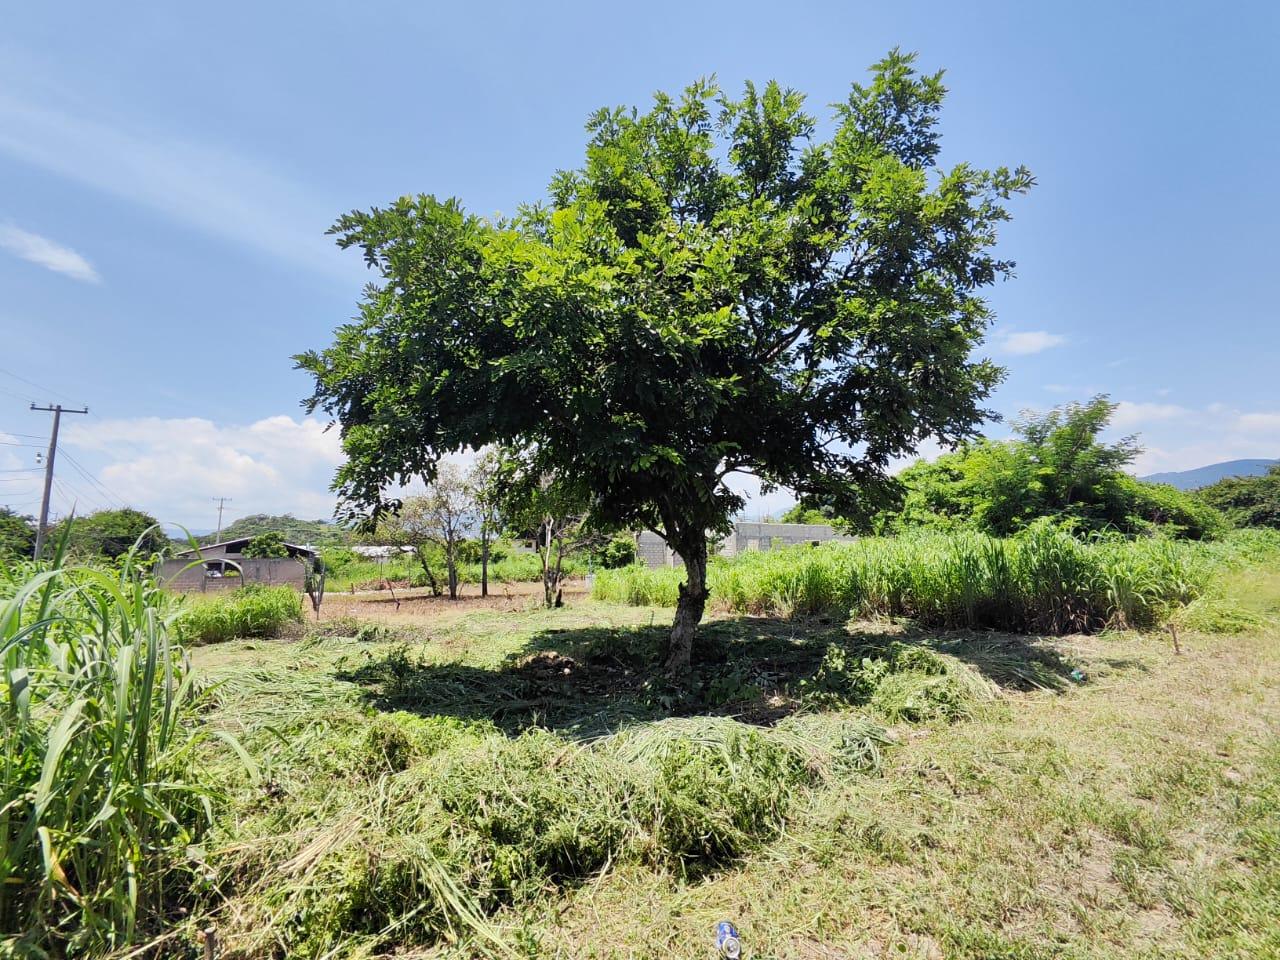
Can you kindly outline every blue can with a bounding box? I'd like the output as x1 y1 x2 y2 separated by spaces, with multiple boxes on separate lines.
716 920 742 958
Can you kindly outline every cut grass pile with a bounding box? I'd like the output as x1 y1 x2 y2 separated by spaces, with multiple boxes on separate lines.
192 632 925 958
594 526 1280 633
174 583 303 645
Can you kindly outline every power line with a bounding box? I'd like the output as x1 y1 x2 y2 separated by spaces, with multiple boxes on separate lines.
0 369 83 406
57 447 130 509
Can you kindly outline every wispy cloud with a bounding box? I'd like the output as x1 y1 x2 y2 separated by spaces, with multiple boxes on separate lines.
0 93 350 278
0 222 99 282
1237 412 1280 433
1111 401 1189 430
994 330 1067 355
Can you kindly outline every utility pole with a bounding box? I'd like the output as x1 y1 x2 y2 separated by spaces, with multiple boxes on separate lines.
212 496 233 542
31 403 89 560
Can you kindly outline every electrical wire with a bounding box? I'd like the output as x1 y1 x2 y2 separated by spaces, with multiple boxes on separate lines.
0 368 83 406
57 447 130 509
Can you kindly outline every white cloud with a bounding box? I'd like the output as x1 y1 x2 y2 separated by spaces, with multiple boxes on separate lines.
0 223 99 282
0 93 349 277
1237 412 1280 433
60 414 344 527
1111 401 1190 430
994 330 1067 355
1127 404 1280 475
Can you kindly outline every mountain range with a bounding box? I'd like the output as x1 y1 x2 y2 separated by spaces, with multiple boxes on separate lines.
1142 459 1279 490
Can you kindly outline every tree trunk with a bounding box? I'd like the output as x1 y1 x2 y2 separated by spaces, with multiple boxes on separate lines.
416 547 441 596
446 546 459 601
480 525 489 598
541 519 555 608
665 535 708 675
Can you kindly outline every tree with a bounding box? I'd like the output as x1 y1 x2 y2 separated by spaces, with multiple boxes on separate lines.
243 532 290 558
298 52 1032 671
468 450 504 598
56 508 168 559
376 464 476 600
0 508 35 558
1198 465 1280 529
498 455 602 607
873 396 1224 539
779 503 833 525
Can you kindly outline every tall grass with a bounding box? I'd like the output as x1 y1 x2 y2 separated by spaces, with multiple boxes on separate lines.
1 539 218 955
593 525 1280 632
174 583 303 645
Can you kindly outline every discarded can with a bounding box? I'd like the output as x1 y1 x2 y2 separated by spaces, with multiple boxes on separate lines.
1070 668 1086 683
715 920 742 958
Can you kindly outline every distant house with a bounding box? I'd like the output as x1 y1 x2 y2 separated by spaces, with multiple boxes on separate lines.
635 521 852 569
158 537 317 592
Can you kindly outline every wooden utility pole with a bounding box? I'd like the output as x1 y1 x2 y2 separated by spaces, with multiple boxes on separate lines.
212 496 233 542
31 403 88 560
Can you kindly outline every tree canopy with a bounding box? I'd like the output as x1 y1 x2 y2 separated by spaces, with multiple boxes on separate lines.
243 532 290 558
54 508 169 560
299 51 1033 670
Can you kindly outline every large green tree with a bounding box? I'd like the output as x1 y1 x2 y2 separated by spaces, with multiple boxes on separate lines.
299 52 1033 670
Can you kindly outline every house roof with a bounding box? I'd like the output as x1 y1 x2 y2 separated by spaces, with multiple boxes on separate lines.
172 537 317 558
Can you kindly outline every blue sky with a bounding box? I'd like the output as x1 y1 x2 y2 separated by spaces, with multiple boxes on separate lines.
2 1 1277 528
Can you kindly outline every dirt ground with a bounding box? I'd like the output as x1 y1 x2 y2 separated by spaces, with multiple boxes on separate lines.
318 577 592 625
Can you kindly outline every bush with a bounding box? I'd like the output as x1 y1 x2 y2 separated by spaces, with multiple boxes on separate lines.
174 584 303 644
592 535 638 569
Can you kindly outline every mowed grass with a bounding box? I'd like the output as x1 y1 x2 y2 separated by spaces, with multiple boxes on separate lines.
185 566 1280 959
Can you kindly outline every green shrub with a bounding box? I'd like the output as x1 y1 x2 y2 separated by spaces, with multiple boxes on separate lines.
175 584 303 644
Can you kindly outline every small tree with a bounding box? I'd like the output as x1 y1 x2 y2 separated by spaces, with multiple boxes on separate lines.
243 532 290 558
468 450 504 598
499 454 601 608
377 464 477 600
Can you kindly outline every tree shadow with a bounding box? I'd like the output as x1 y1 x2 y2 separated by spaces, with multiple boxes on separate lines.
334 613 1129 739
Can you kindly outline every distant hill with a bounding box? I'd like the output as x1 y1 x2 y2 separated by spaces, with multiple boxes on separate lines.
200 513 351 547
1142 459 1279 490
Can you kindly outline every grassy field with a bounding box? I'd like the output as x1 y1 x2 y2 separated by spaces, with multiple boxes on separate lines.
179 561 1280 959
4 537 1278 958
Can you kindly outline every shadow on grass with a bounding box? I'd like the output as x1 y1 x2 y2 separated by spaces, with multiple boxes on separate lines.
334 614 1131 739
